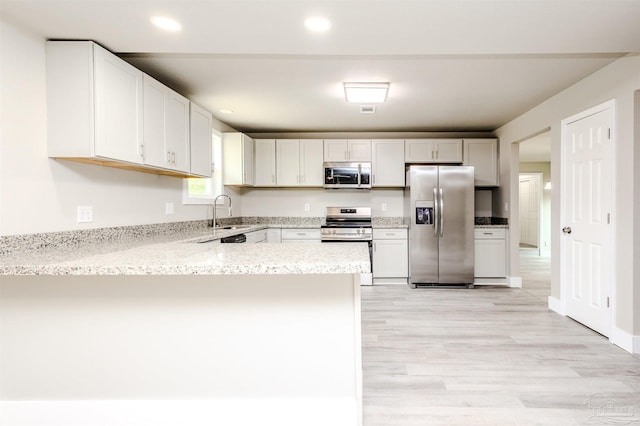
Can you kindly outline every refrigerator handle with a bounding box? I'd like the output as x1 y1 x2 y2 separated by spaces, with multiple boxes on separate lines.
433 188 439 236
439 188 444 238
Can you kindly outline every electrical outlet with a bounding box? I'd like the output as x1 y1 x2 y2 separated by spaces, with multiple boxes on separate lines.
381 203 388 212
304 203 310 212
165 202 174 215
77 206 93 223
504 202 509 212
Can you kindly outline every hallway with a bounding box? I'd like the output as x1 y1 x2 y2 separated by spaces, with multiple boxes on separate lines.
361 255 640 425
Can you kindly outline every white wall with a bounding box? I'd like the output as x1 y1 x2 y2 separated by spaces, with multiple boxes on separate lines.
240 187 404 218
495 53 640 338
0 20 218 236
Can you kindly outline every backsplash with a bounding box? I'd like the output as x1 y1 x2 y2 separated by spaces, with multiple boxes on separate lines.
475 217 509 225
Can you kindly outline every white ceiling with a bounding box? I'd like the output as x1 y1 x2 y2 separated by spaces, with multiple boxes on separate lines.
2 0 639 134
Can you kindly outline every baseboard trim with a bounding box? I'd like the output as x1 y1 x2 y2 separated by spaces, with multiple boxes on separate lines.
547 296 563 315
610 327 639 354
508 276 522 288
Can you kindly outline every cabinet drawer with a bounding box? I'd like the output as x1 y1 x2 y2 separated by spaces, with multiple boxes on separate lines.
281 228 321 240
373 228 407 239
474 228 506 239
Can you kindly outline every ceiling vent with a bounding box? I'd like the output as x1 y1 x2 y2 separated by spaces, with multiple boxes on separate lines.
360 105 376 114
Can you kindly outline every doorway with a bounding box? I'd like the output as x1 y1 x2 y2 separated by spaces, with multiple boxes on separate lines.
519 173 542 251
518 132 552 301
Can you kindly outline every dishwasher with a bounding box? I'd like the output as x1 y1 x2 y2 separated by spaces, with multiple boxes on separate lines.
220 234 246 243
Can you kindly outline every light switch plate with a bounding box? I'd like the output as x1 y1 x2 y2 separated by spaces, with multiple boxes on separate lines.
77 206 93 223
304 203 310 212
381 203 388 212
165 202 174 215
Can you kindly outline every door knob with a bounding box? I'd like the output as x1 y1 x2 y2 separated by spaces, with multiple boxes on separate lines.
562 226 572 234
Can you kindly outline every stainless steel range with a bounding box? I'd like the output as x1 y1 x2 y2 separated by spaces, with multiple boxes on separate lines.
321 207 373 241
321 207 373 285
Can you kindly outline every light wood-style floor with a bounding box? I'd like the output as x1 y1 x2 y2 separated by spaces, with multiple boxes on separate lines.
361 249 640 425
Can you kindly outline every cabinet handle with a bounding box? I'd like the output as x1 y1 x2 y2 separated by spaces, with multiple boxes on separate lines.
372 174 376 184
271 174 275 184
172 151 176 164
140 144 145 160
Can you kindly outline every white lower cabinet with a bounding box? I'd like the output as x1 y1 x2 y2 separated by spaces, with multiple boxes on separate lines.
281 228 321 243
266 228 282 243
244 229 267 243
474 228 507 278
372 229 408 284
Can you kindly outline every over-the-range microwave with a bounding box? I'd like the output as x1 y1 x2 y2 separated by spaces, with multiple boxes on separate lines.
323 162 372 189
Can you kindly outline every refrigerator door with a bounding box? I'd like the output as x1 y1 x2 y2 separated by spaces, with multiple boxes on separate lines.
407 166 438 284
437 166 475 284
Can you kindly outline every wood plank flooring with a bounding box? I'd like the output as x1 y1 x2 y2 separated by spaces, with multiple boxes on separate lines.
361 250 640 425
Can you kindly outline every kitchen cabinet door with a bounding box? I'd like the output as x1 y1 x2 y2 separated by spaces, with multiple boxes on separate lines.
463 139 498 186
434 139 463 163
323 139 371 161
255 139 277 186
348 139 372 161
189 103 213 178
474 228 507 277
143 75 190 173
93 43 144 164
373 228 408 284
299 139 323 186
324 139 349 161
165 90 190 173
276 139 300 186
223 132 255 186
372 139 405 186
405 139 462 163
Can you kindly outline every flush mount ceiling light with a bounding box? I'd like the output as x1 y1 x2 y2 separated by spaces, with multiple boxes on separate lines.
150 16 182 32
219 109 234 114
344 82 389 103
304 17 332 32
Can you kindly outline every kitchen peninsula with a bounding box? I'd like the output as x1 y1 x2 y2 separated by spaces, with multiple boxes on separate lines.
0 227 368 426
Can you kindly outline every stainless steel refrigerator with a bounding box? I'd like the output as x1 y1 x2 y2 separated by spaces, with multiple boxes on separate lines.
405 165 475 287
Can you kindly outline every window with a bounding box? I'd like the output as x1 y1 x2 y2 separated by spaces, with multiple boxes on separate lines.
183 130 223 204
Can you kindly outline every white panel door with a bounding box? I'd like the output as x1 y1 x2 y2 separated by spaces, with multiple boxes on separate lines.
562 106 612 337
519 174 540 247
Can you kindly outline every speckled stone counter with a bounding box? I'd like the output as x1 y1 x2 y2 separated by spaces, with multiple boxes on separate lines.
0 237 369 276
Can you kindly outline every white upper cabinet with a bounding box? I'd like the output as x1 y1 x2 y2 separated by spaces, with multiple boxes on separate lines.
324 139 371 161
299 139 324 186
371 139 405 187
142 75 190 173
276 139 324 187
47 40 211 178
463 138 498 186
48 41 144 164
276 139 300 186
189 103 213 178
255 139 277 186
405 139 463 163
223 132 254 186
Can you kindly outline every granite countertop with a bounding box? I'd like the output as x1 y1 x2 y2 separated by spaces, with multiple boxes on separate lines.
0 231 370 276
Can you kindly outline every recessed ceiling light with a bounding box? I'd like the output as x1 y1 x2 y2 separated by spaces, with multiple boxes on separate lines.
304 17 332 32
344 82 389 103
150 16 182 32
219 109 234 114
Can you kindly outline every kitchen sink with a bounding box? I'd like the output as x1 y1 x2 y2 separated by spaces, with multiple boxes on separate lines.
217 225 253 230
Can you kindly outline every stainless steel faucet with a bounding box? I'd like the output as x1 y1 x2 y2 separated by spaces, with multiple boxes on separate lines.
211 194 232 228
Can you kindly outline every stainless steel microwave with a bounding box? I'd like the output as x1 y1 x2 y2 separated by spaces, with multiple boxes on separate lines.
323 162 372 189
